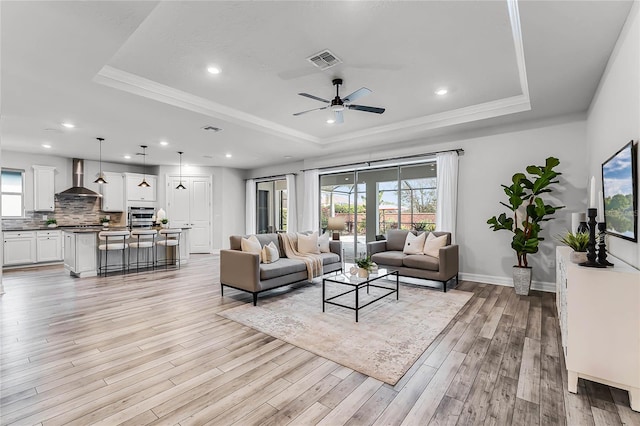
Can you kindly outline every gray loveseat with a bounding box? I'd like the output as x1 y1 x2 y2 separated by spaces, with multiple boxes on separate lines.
367 229 459 292
220 233 342 305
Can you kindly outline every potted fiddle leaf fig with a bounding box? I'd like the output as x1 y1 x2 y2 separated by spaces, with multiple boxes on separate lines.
487 157 565 295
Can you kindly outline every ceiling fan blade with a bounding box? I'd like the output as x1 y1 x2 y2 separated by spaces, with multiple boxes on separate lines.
342 87 371 103
293 106 328 116
298 93 330 103
347 104 385 114
334 110 344 124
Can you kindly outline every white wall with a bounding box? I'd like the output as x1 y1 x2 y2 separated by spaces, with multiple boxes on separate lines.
586 2 639 269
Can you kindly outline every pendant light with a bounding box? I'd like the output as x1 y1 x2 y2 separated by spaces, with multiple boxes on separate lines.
176 151 186 190
93 137 108 184
138 145 150 188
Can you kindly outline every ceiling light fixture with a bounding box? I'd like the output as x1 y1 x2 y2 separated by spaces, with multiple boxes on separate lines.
124 155 131 159
207 66 221 75
225 153 232 158
94 137 108 184
160 141 169 146
326 119 335 124
137 145 150 188
176 151 186 190
42 144 52 149
61 122 75 128
435 88 448 96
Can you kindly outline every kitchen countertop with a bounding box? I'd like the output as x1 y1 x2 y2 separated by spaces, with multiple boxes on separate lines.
4 226 192 233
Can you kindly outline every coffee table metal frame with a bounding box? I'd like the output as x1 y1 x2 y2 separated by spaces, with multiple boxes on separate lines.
322 268 399 322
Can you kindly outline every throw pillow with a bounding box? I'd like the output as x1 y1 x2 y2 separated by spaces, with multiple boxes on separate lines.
423 233 448 258
297 231 320 254
403 231 426 255
241 235 262 261
261 241 280 263
318 231 331 253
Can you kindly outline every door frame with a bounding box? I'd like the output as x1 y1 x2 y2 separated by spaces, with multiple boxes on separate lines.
165 174 213 254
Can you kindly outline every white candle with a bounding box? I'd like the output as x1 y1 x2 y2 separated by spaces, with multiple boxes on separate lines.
589 176 596 208
598 190 605 222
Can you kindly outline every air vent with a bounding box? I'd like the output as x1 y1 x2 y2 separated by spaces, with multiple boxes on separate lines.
307 49 342 70
201 125 223 132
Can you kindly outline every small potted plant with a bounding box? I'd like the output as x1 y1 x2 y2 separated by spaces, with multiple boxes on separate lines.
100 217 110 229
160 218 169 228
46 218 57 228
355 255 374 278
556 231 589 264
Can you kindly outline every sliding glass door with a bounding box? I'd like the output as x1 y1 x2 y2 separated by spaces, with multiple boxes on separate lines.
320 161 437 263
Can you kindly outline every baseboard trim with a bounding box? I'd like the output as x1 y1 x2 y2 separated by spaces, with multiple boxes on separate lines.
459 272 555 293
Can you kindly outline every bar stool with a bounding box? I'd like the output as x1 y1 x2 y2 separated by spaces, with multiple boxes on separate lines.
129 229 157 272
156 228 182 269
98 230 130 276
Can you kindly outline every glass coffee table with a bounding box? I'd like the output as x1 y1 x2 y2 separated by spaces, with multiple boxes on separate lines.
322 266 399 322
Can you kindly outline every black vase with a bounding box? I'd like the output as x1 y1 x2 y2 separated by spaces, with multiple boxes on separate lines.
577 222 588 234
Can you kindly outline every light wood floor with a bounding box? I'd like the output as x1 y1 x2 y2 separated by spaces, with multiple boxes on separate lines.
1 255 638 425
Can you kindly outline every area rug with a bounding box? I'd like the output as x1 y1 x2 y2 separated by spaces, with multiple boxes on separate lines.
218 280 473 385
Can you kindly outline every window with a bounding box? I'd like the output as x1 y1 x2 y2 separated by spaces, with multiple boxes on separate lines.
256 179 288 233
1 169 25 217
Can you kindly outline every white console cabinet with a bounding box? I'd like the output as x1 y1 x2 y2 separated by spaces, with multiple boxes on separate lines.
556 246 640 412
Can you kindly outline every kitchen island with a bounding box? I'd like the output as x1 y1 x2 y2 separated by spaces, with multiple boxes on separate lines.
63 227 190 277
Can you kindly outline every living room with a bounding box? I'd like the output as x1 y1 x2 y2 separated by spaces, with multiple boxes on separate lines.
1 1 639 424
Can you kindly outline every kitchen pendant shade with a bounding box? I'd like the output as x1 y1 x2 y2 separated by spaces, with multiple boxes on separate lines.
176 151 186 190
94 137 108 184
138 145 150 188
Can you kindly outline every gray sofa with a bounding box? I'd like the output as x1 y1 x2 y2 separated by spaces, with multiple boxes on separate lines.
367 229 459 292
220 233 342 305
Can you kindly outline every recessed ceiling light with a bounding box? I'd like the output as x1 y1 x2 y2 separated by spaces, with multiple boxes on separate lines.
124 155 131 159
327 119 335 124
435 88 448 96
284 155 293 159
61 122 75 128
160 141 169 146
225 153 232 158
42 144 51 149
207 66 221 75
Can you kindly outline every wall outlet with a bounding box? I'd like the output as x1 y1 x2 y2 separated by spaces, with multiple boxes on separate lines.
42 214 48 221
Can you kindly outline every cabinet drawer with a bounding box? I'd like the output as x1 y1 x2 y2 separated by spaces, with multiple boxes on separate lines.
37 230 61 238
4 231 36 239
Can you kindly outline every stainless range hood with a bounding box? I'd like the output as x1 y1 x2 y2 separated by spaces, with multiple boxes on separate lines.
56 159 102 197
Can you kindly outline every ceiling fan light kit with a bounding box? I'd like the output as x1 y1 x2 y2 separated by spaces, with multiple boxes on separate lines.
293 78 385 124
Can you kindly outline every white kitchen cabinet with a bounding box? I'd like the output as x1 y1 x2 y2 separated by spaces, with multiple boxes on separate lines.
3 231 37 265
125 174 157 202
556 246 640 412
101 172 125 212
63 231 97 277
36 230 62 262
33 165 56 211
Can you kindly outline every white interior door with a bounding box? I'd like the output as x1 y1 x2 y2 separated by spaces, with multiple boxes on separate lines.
189 178 211 253
167 175 212 253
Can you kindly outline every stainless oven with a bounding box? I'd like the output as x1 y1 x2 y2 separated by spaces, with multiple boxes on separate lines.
128 207 155 229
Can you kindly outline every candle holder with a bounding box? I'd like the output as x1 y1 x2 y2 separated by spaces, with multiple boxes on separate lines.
597 222 614 266
579 208 606 268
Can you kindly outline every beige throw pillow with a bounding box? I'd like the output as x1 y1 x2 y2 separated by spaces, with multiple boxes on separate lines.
403 232 426 255
261 241 280 263
423 233 448 258
241 235 262 261
297 231 320 254
318 232 331 253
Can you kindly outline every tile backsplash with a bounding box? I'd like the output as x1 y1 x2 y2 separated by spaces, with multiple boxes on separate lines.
3 196 124 229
